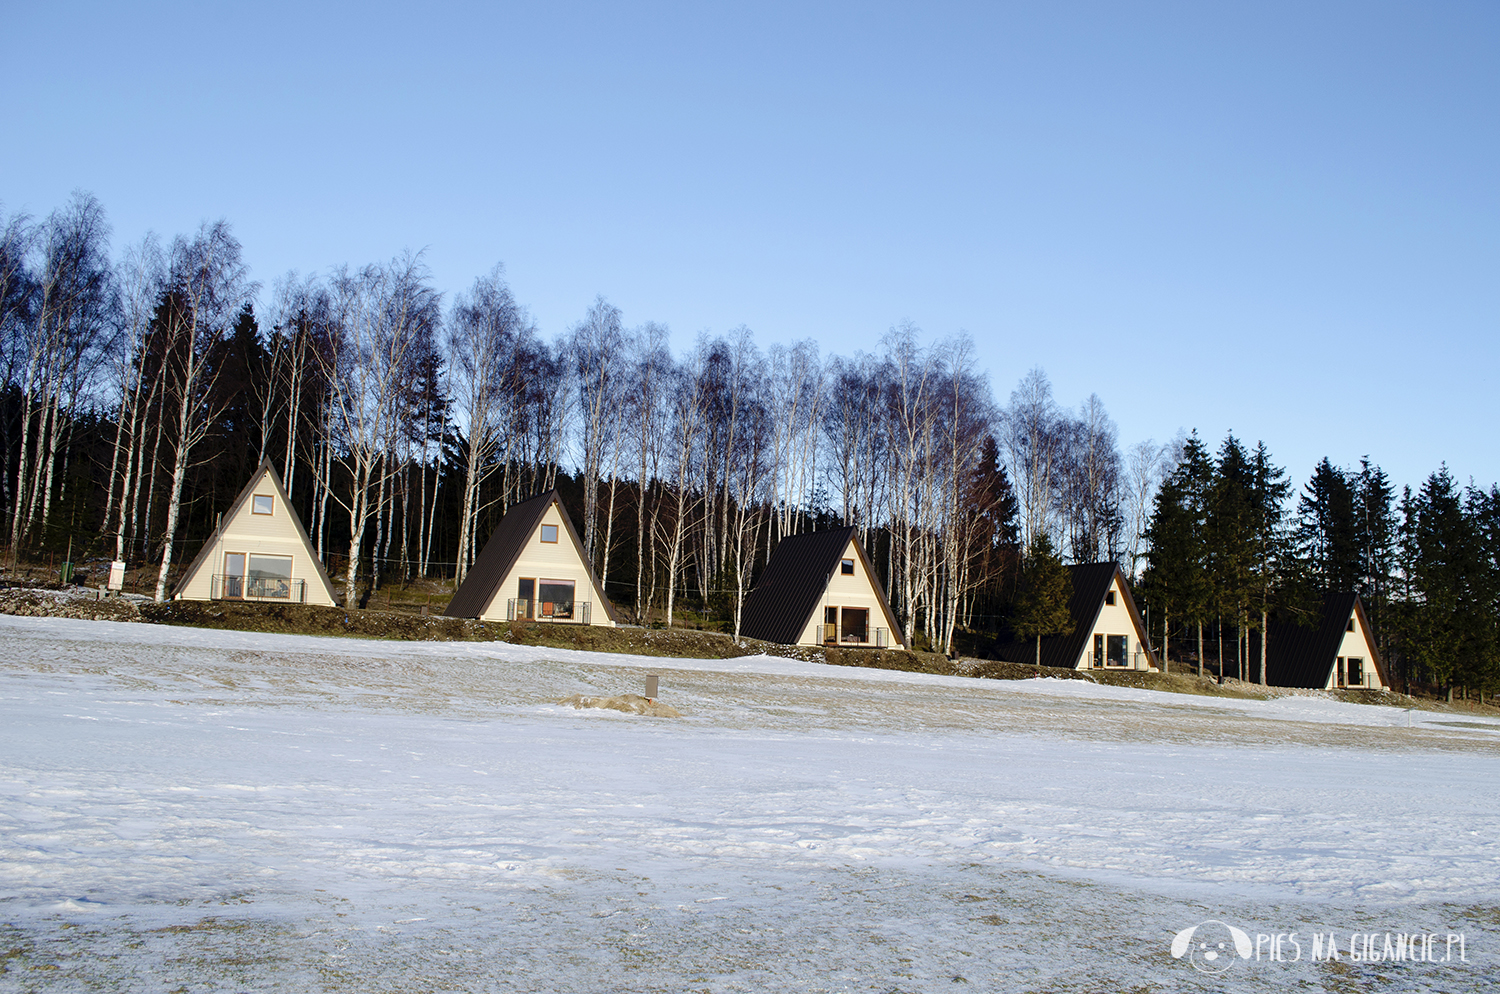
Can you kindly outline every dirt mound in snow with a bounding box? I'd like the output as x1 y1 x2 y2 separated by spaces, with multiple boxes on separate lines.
0 589 143 623
557 693 683 717
956 656 1268 698
4 596 775 658
819 645 956 674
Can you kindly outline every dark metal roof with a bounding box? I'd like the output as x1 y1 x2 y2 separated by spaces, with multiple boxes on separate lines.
994 562 1156 668
738 527 905 647
1252 593 1389 689
444 491 621 622
171 457 339 604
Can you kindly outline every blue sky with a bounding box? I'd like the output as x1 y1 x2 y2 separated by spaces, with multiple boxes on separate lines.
4 1 1497 495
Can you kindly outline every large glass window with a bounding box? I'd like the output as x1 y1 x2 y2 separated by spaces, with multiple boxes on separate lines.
223 552 245 598
841 607 868 642
538 579 575 619
1347 658 1363 686
247 554 293 598
1107 635 1128 667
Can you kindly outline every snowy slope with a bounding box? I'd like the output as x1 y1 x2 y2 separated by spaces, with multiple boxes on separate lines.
1 614 1495 993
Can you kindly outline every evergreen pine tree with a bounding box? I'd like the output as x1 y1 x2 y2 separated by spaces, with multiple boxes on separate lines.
1248 441 1292 685
1401 467 1481 699
1141 431 1213 675
1463 483 1500 699
1207 434 1255 680
1013 533 1073 667
1296 458 1360 592
1353 457 1396 646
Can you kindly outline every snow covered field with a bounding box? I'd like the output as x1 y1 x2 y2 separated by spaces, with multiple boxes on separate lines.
2 615 1497 992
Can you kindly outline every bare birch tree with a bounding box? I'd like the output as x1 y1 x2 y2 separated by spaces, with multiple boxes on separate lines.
10 194 117 553
765 340 822 540
266 272 333 501
1002 367 1064 551
1123 436 1174 580
662 346 710 628
104 234 165 560
821 353 888 546
1057 394 1123 564
0 208 36 529
883 322 940 645
936 335 994 654
626 322 672 622
448 265 529 582
571 297 625 568
153 221 254 601
316 254 440 607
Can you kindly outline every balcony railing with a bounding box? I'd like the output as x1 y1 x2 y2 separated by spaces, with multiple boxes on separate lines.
507 598 593 624
1086 651 1142 669
212 574 306 602
820 624 890 648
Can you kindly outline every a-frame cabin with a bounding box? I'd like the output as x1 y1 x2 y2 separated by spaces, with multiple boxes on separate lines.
1251 593 1390 690
444 491 619 625
738 526 906 648
172 458 339 606
996 562 1159 671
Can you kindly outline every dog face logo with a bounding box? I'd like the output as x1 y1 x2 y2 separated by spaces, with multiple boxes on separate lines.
1171 920 1253 974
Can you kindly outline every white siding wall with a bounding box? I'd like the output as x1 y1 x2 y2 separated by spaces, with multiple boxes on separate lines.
797 539 900 647
1324 613 1385 689
478 503 616 625
177 469 335 606
1072 575 1153 671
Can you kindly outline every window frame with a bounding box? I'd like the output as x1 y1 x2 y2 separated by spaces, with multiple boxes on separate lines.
246 553 294 599
223 552 246 599
251 494 274 515
540 523 559 544
840 607 869 642
840 558 855 576
537 578 576 619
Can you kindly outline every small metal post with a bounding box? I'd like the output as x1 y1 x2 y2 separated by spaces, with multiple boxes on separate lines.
645 674 659 700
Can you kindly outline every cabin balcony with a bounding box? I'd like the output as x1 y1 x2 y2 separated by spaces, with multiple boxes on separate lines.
820 624 891 648
506 598 594 624
211 574 307 603
1086 648 1151 671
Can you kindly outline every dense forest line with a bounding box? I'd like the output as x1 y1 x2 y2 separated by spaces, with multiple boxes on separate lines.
2 192 1497 696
